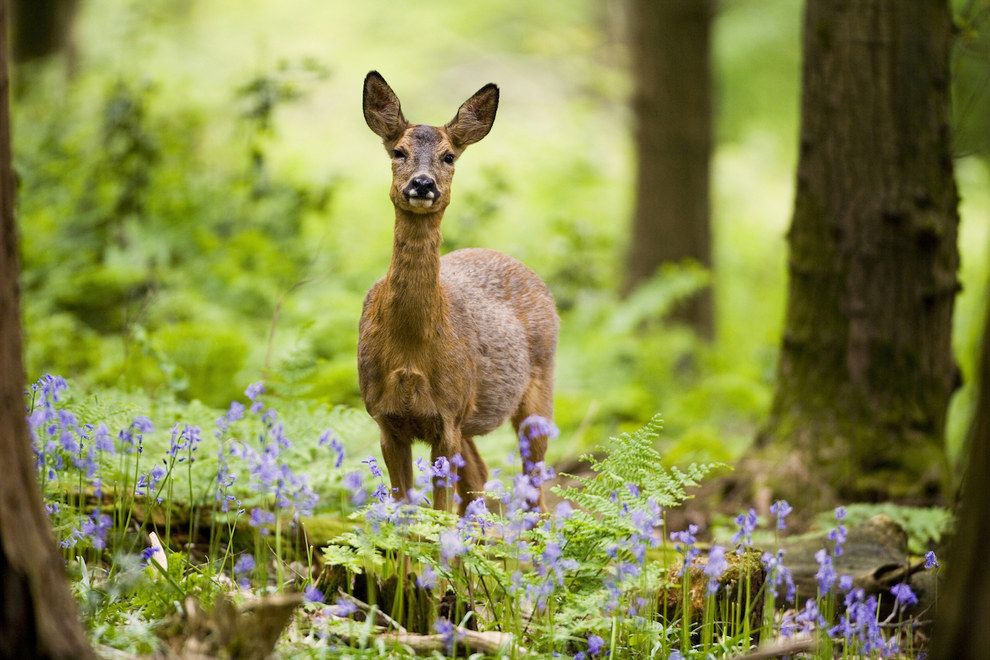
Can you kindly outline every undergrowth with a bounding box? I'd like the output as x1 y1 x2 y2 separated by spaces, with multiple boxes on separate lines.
27 374 941 658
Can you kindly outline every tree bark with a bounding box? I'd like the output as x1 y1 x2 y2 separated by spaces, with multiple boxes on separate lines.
931 299 990 658
752 0 960 507
625 0 714 338
0 0 95 657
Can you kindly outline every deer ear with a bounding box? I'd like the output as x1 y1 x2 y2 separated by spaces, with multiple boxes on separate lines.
445 83 498 149
363 71 408 144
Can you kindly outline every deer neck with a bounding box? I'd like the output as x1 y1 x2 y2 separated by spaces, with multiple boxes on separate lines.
382 208 448 343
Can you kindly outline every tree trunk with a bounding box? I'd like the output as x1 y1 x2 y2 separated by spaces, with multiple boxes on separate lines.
625 0 714 338
931 299 990 658
752 0 960 508
0 1 95 657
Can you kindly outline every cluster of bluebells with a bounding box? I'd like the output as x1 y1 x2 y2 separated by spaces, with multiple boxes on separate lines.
220 383 320 530
27 375 153 551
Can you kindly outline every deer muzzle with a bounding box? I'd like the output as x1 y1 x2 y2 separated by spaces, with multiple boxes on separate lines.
403 175 438 207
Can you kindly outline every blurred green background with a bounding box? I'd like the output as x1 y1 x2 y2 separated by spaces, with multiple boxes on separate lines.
13 0 990 470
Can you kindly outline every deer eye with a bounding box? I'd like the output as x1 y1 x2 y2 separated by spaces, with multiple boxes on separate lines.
442 153 455 165
392 149 407 160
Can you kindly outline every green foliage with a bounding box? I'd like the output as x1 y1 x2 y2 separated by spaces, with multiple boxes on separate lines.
555 414 725 518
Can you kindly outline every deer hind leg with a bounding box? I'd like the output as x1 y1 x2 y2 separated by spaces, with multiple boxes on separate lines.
511 368 555 513
379 425 413 503
455 435 489 516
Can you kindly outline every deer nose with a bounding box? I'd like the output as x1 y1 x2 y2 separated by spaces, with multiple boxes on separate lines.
404 176 437 200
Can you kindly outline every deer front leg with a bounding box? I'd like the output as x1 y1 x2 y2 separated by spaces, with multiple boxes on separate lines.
379 425 413 502
430 424 462 514
456 435 489 516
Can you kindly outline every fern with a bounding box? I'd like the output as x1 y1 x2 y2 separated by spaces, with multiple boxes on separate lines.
554 415 724 531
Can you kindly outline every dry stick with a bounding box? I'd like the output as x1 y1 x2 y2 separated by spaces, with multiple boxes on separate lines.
731 633 817 660
336 591 407 633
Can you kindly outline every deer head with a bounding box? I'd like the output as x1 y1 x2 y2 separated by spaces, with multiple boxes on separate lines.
362 71 499 215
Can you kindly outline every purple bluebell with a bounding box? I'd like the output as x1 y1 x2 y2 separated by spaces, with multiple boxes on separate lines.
705 545 729 594
586 634 605 656
304 585 325 603
925 550 939 569
732 508 758 550
249 507 276 535
333 597 357 617
815 548 837 593
80 509 112 550
769 499 792 531
890 583 918 607
416 565 438 589
362 455 383 478
827 506 848 556
439 529 467 566
671 524 700 575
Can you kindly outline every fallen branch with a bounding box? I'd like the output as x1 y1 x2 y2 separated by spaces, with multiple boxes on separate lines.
731 633 816 660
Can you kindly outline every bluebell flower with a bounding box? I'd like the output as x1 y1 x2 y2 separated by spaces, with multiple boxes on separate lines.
925 550 939 569
80 509 112 550
671 524 700 575
705 545 729 594
433 618 459 654
795 598 824 634
372 483 390 503
361 455 383 478
234 553 256 575
815 548 837 593
732 508 758 550
586 634 605 656
439 529 467 566
318 430 346 468
554 500 574 520
342 470 366 506
518 415 559 465
227 400 245 424
304 585 324 603
769 499 792 531
432 456 451 484
839 574 854 591
890 583 918 607
245 382 265 401
827 506 848 556
333 597 357 617
451 453 466 469
830 588 886 654
417 565 438 589
249 507 276 534
761 550 797 602
93 424 114 454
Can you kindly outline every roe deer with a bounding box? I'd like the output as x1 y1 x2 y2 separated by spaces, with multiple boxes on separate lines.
357 71 559 515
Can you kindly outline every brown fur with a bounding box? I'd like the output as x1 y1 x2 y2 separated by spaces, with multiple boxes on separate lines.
357 72 559 514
